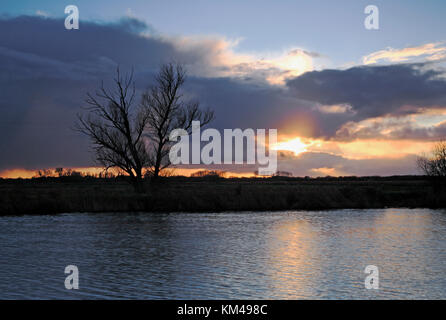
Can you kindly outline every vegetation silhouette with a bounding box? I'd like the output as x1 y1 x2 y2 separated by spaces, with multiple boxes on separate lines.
417 140 446 178
76 63 213 192
141 63 214 180
1 174 445 215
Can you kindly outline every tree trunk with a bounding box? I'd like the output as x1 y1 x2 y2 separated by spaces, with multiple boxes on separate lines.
152 145 163 181
132 169 145 193
153 165 160 180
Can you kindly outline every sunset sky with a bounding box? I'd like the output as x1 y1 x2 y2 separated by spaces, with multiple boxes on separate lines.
1 0 446 178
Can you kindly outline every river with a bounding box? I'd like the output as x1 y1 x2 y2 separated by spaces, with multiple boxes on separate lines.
0 209 445 299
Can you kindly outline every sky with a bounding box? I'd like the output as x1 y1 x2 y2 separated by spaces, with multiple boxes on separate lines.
1 0 446 177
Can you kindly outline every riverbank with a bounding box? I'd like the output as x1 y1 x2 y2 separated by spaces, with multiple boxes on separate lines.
0 176 445 215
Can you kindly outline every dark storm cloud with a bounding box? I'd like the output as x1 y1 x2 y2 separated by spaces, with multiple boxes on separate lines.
0 16 174 170
388 121 446 140
335 119 446 141
0 15 175 69
286 63 446 120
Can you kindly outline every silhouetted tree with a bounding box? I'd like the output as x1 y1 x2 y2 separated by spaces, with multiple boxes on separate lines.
191 170 226 178
55 167 65 177
141 63 214 179
417 140 446 178
76 68 150 192
273 171 293 177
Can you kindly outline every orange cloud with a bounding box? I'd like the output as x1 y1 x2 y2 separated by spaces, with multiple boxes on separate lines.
335 110 446 142
363 42 446 65
311 167 345 177
336 139 434 159
315 104 354 114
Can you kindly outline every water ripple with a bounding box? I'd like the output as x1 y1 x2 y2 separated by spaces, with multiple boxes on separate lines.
0 209 445 299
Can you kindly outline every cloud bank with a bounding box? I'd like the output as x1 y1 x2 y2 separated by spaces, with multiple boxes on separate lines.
1 15 446 176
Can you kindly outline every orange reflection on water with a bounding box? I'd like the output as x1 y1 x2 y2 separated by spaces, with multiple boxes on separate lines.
267 218 321 299
344 209 432 240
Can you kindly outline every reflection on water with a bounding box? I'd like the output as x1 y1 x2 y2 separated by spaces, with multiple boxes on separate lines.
0 209 445 299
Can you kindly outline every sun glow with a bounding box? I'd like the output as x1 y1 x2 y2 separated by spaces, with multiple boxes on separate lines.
272 137 310 155
265 50 314 85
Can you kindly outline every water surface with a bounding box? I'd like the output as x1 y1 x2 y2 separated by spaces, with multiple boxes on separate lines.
0 209 445 299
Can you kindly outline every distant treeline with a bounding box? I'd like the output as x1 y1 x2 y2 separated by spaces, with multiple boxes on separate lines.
0 167 432 182
0 173 434 184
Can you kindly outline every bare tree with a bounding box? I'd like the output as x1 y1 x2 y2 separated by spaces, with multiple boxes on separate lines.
417 140 446 178
141 63 214 179
76 68 150 192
